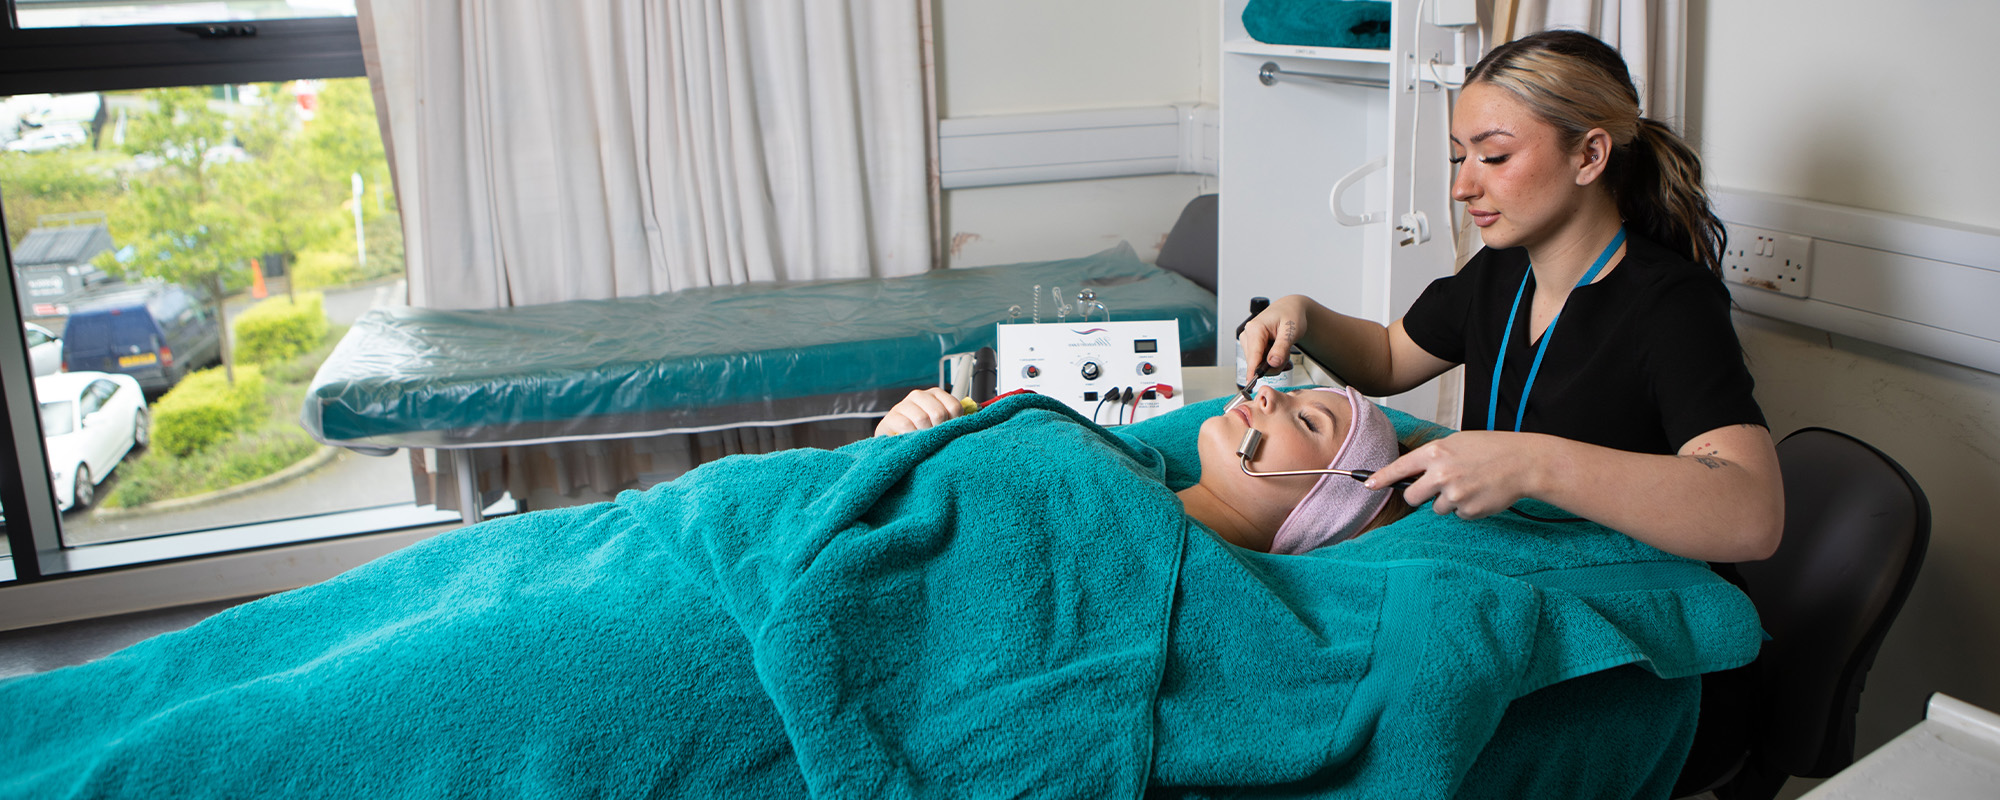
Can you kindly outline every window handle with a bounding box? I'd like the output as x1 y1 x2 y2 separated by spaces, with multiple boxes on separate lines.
175 24 258 39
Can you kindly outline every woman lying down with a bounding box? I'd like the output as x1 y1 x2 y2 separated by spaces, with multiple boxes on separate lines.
0 388 1761 800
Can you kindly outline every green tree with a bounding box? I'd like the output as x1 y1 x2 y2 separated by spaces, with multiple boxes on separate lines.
229 79 401 295
0 149 122 246
225 135 341 301
305 80 401 280
112 86 251 382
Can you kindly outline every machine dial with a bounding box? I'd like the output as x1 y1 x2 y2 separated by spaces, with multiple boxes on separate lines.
1079 361 1102 381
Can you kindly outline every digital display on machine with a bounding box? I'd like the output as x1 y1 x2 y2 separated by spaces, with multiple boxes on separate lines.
1134 339 1158 353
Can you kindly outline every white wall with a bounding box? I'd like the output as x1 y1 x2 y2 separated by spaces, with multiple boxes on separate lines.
933 0 1219 267
1694 1 2000 792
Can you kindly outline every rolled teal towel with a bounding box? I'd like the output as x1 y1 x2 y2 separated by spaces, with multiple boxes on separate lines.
1242 0 1394 50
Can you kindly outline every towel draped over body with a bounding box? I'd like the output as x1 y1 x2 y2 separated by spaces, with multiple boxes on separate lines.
0 394 1759 798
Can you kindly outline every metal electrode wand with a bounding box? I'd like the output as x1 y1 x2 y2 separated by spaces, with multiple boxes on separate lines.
1234 428 1413 489
1226 361 1271 413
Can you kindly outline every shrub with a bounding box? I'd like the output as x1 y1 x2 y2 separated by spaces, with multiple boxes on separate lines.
235 293 328 365
292 250 357 290
263 323 347 386
152 365 268 457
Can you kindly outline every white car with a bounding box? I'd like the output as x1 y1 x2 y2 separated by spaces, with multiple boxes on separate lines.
24 322 62 377
5 124 87 153
37 371 150 511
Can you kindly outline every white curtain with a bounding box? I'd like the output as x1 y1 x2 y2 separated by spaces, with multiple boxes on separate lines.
1488 0 1685 126
358 0 933 310
354 0 935 511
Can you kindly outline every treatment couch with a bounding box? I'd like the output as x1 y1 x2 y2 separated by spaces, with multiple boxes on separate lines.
301 244 1218 520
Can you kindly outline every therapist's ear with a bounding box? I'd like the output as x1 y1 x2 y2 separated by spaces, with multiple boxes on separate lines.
1575 128 1612 186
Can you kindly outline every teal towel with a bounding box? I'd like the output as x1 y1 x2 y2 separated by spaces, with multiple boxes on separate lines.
1125 394 1760 796
1242 0 1394 50
0 395 1186 798
0 394 1759 798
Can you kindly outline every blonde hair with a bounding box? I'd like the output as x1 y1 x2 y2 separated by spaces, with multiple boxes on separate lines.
1465 30 1726 278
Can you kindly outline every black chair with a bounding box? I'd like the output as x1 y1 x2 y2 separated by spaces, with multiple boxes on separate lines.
1674 427 1931 799
1155 193 1218 295
1155 193 1218 366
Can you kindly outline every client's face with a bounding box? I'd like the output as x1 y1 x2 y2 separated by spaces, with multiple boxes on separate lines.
1197 386 1354 515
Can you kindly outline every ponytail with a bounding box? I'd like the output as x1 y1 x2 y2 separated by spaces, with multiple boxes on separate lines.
1616 119 1726 279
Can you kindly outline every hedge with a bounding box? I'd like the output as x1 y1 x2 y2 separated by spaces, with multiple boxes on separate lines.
152 365 268 457
234 293 328 366
292 250 357 290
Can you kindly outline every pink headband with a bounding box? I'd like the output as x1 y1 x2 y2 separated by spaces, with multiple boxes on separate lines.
1269 386 1400 554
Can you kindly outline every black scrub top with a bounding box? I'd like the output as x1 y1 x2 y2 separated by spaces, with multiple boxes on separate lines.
1400 235 1766 456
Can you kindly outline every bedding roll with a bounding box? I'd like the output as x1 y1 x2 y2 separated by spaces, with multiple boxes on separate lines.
1242 0 1394 50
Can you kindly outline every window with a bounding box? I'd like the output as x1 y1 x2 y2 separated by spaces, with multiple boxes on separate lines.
79 379 106 415
1 1 457 599
37 397 72 434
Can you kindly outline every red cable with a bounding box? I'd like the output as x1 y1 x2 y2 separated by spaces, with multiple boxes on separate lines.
1128 383 1174 424
978 388 1036 409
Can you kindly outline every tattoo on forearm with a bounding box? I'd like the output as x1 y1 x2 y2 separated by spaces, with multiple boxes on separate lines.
1685 454 1731 470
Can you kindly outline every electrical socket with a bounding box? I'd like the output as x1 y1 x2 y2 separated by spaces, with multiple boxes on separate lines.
1722 224 1813 298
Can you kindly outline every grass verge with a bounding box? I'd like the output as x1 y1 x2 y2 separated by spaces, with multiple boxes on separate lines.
102 325 348 509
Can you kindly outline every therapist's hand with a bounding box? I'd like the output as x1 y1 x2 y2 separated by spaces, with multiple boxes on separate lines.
1238 295 1320 374
1363 430 1543 519
874 387 967 436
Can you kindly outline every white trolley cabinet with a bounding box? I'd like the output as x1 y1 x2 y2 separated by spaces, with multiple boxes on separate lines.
1217 0 1467 424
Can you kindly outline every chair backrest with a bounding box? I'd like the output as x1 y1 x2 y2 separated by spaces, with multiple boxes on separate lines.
1739 427 1931 778
1155 193 1218 295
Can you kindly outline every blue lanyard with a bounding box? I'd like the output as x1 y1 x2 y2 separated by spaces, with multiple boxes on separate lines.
1486 228 1627 432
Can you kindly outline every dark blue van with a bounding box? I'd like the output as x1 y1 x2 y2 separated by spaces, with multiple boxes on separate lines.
60 284 223 393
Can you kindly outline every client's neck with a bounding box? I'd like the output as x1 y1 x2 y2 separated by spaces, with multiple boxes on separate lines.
1177 483 1409 554
1176 485 1277 552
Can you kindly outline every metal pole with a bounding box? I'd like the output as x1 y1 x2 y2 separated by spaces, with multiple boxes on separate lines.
351 172 366 269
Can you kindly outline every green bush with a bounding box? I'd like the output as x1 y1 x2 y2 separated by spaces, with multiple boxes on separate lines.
292 250 357 290
234 293 328 365
152 365 268 457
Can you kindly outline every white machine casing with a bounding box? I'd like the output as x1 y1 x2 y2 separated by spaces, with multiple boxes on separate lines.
996 320 1185 425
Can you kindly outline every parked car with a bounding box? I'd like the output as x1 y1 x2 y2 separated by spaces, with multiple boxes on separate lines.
4 124 87 153
24 322 62 377
60 283 222 393
37 371 149 511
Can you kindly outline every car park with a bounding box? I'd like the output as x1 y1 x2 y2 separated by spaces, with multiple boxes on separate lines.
36 371 149 511
60 283 221 393
24 322 62 377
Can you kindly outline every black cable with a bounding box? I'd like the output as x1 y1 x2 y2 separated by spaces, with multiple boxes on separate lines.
1508 507 1588 524
1092 388 1120 424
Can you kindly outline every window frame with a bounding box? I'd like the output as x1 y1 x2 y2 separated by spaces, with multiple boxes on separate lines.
0 1 378 588
0 8 363 95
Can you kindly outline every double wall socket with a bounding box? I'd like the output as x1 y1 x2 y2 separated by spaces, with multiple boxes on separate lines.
1722 224 1813 298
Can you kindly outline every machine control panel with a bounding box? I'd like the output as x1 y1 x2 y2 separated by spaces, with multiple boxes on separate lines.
996 320 1185 425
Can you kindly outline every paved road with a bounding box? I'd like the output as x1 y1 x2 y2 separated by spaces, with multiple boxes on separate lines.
62 279 417 546
227 275 400 327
